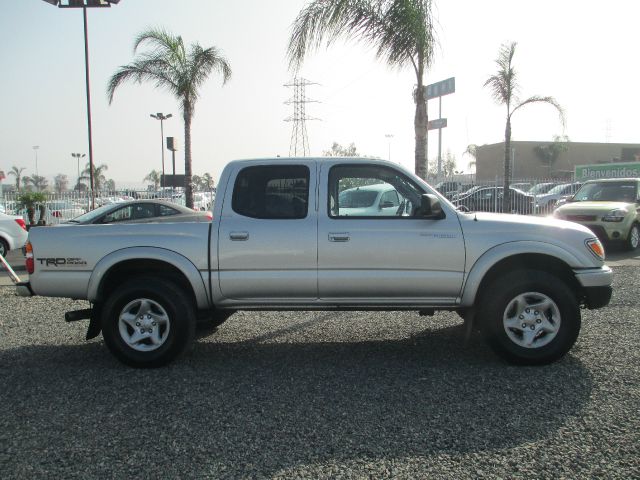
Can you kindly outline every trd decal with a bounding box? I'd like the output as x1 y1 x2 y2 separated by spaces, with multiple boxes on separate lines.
36 258 88 267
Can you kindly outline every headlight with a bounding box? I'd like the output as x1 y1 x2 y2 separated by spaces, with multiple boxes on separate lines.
586 238 605 261
602 208 628 222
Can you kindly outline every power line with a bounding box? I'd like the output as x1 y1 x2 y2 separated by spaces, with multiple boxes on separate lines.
284 78 320 156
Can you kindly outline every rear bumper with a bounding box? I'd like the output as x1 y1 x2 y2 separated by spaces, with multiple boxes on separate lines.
16 281 33 297
573 266 613 309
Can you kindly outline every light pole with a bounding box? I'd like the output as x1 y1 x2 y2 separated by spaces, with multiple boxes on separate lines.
150 113 172 189
41 0 122 209
71 153 86 187
32 146 40 177
385 134 394 162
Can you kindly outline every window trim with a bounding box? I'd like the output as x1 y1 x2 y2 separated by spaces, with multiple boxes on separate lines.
231 164 311 220
327 164 430 220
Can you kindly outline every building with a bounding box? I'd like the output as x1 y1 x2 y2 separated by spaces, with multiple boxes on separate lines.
476 141 640 181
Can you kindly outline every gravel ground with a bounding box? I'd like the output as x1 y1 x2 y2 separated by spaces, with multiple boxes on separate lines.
0 268 639 479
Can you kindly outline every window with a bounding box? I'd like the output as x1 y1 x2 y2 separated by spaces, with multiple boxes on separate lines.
102 206 133 223
232 165 309 219
329 165 424 218
159 205 179 217
133 203 156 219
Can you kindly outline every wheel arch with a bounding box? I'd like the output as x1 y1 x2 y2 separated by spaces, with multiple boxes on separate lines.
87 247 210 310
460 242 583 308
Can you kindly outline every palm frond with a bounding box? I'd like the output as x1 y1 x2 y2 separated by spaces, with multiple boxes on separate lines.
512 95 566 127
484 41 518 105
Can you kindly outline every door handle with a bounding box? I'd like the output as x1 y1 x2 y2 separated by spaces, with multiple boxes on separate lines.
328 232 350 242
229 231 249 241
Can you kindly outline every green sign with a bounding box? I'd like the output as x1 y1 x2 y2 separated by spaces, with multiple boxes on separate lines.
575 162 640 180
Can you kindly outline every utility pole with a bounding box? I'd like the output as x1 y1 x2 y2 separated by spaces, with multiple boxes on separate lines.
284 78 319 156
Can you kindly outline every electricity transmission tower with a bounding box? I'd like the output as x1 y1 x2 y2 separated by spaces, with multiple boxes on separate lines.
284 78 319 156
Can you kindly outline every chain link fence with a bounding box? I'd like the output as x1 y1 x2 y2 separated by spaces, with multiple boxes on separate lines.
0 188 216 225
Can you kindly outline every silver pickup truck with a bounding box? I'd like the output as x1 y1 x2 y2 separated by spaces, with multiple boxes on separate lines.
17 158 612 367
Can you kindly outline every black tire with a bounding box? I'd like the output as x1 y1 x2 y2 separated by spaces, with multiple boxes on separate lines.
625 223 639 251
478 269 581 365
0 238 8 257
101 277 196 368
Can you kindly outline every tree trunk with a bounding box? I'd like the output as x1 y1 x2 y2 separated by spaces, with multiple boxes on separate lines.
183 102 194 209
503 116 512 213
414 85 428 180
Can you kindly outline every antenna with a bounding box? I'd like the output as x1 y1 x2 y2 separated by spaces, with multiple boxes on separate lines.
284 78 319 156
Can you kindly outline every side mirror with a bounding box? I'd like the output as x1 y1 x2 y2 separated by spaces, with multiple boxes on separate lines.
379 201 395 209
418 194 445 219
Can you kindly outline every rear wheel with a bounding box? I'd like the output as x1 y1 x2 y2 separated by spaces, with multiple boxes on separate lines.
626 223 639 251
101 277 196 368
479 269 581 365
0 238 7 257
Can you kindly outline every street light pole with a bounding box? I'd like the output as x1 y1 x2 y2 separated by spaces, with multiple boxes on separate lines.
71 153 86 187
41 0 122 209
32 146 40 177
385 134 394 162
150 113 172 189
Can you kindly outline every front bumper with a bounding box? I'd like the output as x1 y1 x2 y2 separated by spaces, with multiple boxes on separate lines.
573 266 613 309
583 286 613 309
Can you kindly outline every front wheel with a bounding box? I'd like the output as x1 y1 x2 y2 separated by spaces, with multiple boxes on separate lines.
626 223 639 251
101 277 196 368
479 270 581 365
0 238 8 257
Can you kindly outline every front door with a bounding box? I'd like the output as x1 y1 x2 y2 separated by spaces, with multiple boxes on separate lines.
318 163 465 304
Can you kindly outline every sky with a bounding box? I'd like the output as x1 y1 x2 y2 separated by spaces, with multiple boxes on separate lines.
1 0 639 189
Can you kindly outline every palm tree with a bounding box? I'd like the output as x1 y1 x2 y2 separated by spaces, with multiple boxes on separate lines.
287 0 436 179
144 170 161 191
107 28 232 208
464 144 477 171
201 172 215 190
29 175 49 192
8 166 26 191
484 42 565 212
80 163 109 191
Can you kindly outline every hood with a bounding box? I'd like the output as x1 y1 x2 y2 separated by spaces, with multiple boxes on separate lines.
555 201 633 215
466 211 594 235
457 211 604 266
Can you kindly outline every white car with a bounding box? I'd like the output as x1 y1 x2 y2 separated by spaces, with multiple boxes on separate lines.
43 201 86 224
0 212 28 257
337 183 407 216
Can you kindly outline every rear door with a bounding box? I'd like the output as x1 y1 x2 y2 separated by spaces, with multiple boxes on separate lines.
218 161 318 300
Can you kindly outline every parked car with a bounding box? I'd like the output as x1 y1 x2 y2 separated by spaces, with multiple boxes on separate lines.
528 182 558 196
454 186 535 214
435 181 461 199
0 212 28 257
535 182 583 214
43 201 86 224
337 183 407 216
511 182 532 192
553 178 640 250
62 199 212 225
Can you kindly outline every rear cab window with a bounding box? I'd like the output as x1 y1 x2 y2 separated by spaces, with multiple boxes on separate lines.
232 165 310 219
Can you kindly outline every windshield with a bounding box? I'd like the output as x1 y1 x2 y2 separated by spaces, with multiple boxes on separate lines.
65 203 116 223
573 182 637 202
339 189 379 208
546 184 572 195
